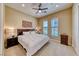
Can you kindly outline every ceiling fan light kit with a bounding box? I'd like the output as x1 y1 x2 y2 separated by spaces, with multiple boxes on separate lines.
38 10 42 13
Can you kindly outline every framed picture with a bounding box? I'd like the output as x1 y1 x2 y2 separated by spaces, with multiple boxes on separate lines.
22 20 32 28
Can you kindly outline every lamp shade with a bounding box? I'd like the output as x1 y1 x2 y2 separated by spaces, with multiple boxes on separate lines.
5 27 15 38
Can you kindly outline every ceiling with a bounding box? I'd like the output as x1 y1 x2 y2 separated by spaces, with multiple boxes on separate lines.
5 3 72 18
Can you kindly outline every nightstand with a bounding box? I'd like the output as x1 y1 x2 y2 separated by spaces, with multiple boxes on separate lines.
6 36 19 48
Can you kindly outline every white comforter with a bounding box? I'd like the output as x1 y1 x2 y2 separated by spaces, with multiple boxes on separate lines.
18 31 49 56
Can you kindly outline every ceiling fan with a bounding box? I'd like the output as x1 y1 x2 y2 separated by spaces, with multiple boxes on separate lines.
32 3 48 14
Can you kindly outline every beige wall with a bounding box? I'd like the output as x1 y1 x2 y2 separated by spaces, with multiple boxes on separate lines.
5 6 37 38
37 7 72 45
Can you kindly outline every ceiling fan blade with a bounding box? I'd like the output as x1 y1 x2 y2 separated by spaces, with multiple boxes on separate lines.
32 8 39 10
43 11 47 13
39 3 41 7
40 8 48 10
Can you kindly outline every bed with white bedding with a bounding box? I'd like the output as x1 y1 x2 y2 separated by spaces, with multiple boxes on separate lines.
18 31 49 56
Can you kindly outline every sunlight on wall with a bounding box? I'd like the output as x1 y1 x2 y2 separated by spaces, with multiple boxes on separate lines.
5 26 17 39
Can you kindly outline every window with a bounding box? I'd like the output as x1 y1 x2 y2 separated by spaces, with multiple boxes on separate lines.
43 20 48 35
51 18 59 37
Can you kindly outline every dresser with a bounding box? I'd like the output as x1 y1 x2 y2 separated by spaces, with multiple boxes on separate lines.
61 34 68 45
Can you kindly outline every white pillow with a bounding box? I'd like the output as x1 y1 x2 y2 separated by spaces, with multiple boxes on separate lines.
23 32 30 35
31 31 36 34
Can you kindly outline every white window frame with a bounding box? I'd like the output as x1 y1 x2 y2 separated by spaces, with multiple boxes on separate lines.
43 20 48 35
51 17 59 37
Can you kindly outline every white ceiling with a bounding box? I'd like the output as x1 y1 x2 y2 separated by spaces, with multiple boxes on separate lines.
5 3 72 18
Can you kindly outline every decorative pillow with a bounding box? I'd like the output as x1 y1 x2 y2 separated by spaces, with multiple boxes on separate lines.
31 31 36 35
35 30 41 34
18 31 23 35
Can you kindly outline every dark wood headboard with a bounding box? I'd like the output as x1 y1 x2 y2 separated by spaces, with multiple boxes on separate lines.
17 29 35 35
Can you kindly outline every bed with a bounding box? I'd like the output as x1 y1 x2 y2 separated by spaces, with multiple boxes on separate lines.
17 29 49 56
